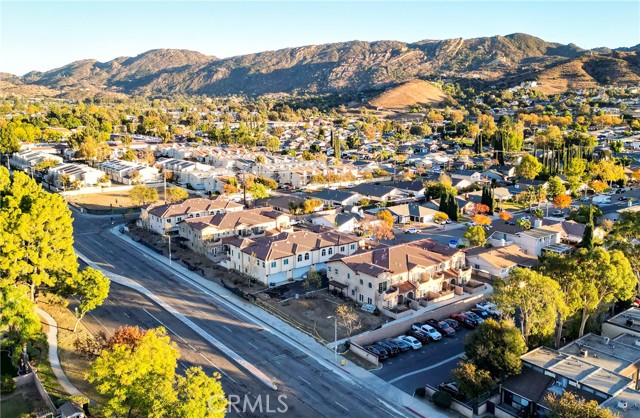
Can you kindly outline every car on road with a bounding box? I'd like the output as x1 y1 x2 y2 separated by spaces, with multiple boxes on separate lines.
464 311 485 324
425 319 456 337
450 313 478 329
408 329 431 344
552 209 564 216
465 221 477 227
365 344 389 360
438 382 465 400
443 318 461 330
619 196 628 201
405 227 420 234
385 338 410 352
411 323 443 341
520 215 531 221
397 335 422 350
375 341 399 356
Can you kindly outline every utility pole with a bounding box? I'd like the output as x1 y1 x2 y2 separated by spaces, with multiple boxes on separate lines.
163 170 167 204
327 315 338 363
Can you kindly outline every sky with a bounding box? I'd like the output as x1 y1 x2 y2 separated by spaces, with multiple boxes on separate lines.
1 0 639 76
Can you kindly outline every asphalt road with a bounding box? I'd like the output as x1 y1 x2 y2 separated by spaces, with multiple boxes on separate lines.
72 213 403 418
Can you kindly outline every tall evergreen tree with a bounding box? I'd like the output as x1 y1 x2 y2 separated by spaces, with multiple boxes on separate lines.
439 190 449 213
448 193 459 221
581 205 595 249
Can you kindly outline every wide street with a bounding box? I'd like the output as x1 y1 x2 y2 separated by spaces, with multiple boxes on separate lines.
71 212 413 418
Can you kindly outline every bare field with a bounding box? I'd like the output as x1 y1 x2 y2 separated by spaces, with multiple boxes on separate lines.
370 79 447 109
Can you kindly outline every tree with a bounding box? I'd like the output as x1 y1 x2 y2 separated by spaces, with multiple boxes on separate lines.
452 362 492 414
447 193 459 221
248 182 269 200
473 203 490 215
545 392 616 418
0 285 41 353
553 194 572 210
581 206 595 249
165 187 189 203
129 185 159 206
302 268 322 291
589 180 608 194
464 319 527 381
265 136 280 153
493 268 567 344
302 198 323 214
606 212 640 292
372 222 395 241
517 218 532 230
516 154 543 180
471 214 491 226
546 176 566 199
572 247 635 337
433 212 448 224
498 211 513 221
68 267 110 332
0 171 78 300
173 367 227 418
336 304 361 337
464 225 486 247
376 210 394 228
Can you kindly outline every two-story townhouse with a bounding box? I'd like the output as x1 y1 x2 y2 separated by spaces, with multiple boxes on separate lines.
226 230 362 286
326 239 471 313
464 244 538 280
98 159 159 184
311 189 362 208
487 222 562 256
140 197 244 235
178 208 290 257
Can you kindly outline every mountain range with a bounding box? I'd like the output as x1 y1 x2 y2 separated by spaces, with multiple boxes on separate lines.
2 33 639 101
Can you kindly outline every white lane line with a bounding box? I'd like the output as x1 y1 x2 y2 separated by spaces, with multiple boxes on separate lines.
195 352 238 384
388 352 465 383
248 342 258 350
143 308 189 344
335 401 349 412
222 325 232 332
298 376 311 386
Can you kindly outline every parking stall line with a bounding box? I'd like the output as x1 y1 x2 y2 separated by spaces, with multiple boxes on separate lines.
388 353 465 383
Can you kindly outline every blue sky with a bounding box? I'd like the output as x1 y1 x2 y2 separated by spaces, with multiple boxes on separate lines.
1 1 639 75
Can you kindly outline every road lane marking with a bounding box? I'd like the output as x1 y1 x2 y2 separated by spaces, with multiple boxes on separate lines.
388 352 465 383
143 308 189 344
335 401 349 412
298 376 311 385
248 342 258 350
222 325 232 332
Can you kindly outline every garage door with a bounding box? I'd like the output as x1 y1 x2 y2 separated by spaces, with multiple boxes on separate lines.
268 272 287 286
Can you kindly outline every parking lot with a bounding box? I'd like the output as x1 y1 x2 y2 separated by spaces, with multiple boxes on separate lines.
371 326 474 395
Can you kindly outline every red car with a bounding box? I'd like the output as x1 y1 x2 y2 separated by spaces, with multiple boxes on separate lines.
450 313 477 329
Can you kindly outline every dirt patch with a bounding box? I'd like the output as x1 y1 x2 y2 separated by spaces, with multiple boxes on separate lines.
37 294 105 404
369 79 447 109
260 290 386 342
1 378 49 417
67 186 194 212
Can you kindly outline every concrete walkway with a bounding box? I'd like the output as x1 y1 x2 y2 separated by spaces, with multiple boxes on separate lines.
103 226 458 418
36 308 86 398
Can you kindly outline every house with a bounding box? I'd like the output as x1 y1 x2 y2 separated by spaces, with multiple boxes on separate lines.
98 159 159 184
47 163 106 189
140 197 244 235
254 195 308 213
9 149 63 171
393 180 427 198
351 183 406 203
488 221 563 256
226 230 362 286
311 189 362 207
450 170 486 190
177 208 290 258
326 239 471 314
464 244 538 279
499 333 640 418
601 307 640 339
386 203 439 224
310 212 375 234
541 219 605 245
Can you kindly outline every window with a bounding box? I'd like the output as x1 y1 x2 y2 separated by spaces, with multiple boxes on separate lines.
284 259 289 265
271 261 276 268
321 249 326 256
328 248 333 255
256 260 260 265
304 253 310 260
359 294 364 302
167 219 172 224
359 279 363 285
298 254 302 262
262 262 265 267
335 268 339 274
378 282 387 293
368 282 372 289
351 290 355 296
350 244 355 250
347 273 351 280
367 297 372 304
474 264 480 269
340 246 345 252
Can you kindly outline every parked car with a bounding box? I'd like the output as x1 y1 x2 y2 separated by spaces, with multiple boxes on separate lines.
375 341 399 356
385 338 410 352
450 313 477 329
470 308 492 320
412 323 443 341
552 209 564 216
464 311 485 324
476 302 502 317
408 329 431 344
365 345 389 360
361 304 377 314
438 382 465 400
398 335 422 350
443 318 461 330
619 196 628 201
405 227 420 234
425 319 456 337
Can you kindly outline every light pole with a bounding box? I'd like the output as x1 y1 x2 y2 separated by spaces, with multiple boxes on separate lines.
327 315 337 363
164 234 172 265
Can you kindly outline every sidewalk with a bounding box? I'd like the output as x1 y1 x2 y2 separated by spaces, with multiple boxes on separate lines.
36 308 86 398
108 226 457 418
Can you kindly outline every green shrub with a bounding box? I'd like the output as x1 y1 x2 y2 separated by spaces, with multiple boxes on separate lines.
1 375 16 394
414 387 427 398
432 390 452 408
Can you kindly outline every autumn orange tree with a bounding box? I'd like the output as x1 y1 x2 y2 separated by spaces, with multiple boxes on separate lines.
498 211 513 221
553 194 572 210
472 214 491 226
473 203 490 215
589 180 608 194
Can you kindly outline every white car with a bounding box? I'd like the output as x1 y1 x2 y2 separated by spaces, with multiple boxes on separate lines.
405 227 420 234
412 323 442 341
476 302 502 317
398 335 422 350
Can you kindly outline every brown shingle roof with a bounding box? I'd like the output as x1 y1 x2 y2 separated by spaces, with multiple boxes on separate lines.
147 198 243 218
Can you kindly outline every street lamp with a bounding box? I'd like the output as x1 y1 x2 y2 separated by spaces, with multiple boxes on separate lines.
164 234 172 265
327 315 337 363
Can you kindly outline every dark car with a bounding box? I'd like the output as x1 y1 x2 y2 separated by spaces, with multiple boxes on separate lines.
450 313 477 329
443 318 461 330
426 319 456 337
408 330 431 344
383 338 410 353
464 311 485 324
438 382 465 400
619 196 628 201
375 341 399 356
365 345 389 360
470 308 492 320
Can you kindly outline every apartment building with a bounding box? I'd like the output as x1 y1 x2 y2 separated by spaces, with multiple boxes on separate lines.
98 159 159 184
226 230 362 286
326 239 471 313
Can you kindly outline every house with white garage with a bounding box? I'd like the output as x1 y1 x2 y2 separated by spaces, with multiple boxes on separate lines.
487 221 563 256
386 202 439 224
464 244 538 280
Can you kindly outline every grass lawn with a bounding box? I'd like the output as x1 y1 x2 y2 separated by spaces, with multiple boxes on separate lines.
67 186 193 211
0 395 32 417
37 294 105 405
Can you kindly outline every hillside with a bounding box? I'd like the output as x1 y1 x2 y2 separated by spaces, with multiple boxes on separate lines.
2 33 638 98
369 80 447 109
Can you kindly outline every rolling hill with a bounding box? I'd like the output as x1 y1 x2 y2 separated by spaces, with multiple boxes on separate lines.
2 34 639 99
